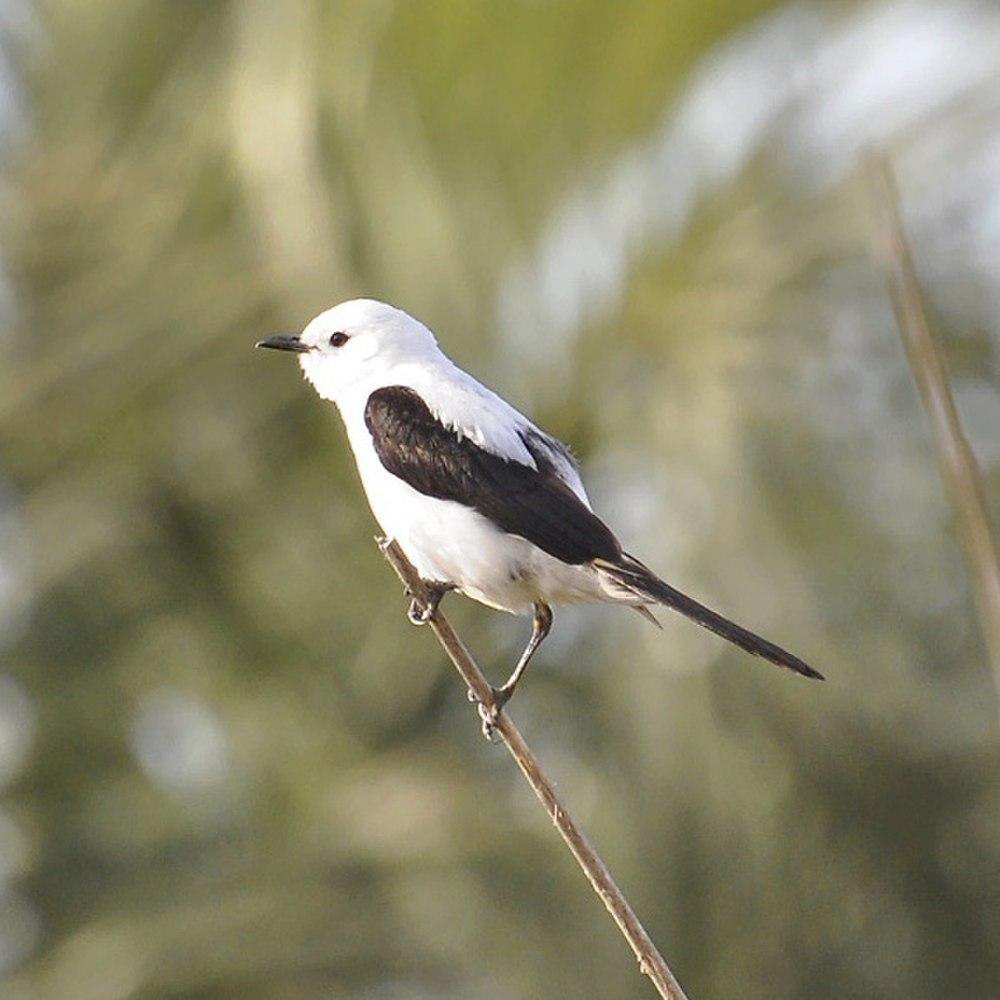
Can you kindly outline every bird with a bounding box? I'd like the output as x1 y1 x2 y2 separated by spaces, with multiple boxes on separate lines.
256 299 822 736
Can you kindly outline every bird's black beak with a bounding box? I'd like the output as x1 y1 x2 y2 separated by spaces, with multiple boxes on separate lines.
254 334 312 354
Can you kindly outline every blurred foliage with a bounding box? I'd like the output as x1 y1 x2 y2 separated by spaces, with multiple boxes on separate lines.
0 0 997 997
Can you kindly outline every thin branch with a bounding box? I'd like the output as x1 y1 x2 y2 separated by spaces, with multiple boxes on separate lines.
378 538 689 1000
867 153 1000 722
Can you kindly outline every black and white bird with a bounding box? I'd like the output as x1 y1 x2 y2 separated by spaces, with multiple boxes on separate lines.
257 299 822 735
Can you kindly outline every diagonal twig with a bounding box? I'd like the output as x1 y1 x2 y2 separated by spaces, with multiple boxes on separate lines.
867 153 1000 722
378 538 689 1000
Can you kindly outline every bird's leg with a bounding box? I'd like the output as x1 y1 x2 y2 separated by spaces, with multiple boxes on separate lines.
476 603 553 740
407 581 453 625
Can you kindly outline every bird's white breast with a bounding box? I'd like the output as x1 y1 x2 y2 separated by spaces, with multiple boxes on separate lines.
334 368 602 614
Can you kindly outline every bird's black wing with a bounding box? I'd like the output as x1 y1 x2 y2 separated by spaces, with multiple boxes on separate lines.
364 385 621 565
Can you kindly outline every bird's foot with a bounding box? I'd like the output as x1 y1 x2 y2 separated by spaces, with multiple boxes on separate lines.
405 581 454 627
467 686 511 741
406 583 449 626
407 597 434 626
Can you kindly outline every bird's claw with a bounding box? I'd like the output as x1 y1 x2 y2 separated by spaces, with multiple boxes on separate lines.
406 583 451 626
407 597 434 626
468 686 509 740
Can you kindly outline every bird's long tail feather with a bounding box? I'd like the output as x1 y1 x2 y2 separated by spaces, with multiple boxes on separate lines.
595 554 824 680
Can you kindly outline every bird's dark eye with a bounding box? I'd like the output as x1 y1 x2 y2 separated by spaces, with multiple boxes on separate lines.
329 331 349 348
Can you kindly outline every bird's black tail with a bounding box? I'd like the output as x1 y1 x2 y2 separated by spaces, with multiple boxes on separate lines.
595 553 824 680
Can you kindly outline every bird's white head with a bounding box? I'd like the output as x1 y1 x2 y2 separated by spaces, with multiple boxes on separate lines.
256 299 442 403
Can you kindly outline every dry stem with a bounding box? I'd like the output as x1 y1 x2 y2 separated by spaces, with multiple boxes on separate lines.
379 538 689 1000
867 153 1000 722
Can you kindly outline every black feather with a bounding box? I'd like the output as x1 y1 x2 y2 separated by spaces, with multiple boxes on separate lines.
365 386 821 680
596 554 824 680
364 386 621 565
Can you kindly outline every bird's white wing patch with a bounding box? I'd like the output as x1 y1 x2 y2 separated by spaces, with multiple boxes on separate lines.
404 364 535 463
399 362 591 506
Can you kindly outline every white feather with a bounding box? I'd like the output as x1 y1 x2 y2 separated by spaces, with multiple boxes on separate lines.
293 299 617 614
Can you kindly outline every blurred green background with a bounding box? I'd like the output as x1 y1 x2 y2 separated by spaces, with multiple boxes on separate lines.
0 1 998 997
